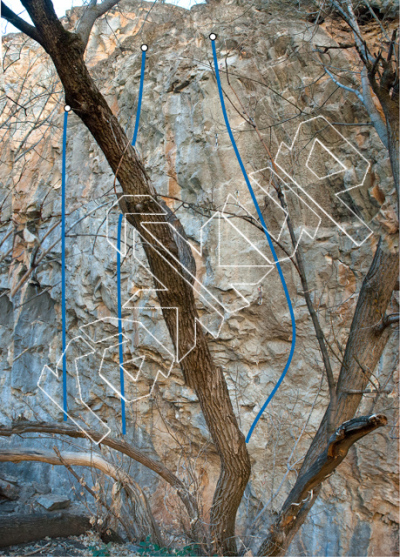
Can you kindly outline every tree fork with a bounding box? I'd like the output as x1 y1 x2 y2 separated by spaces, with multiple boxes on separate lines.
257 239 398 555
257 414 388 556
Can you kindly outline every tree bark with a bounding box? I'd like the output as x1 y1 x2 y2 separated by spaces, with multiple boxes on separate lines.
75 0 120 48
9 1 251 553
257 239 398 556
0 512 91 548
374 92 399 196
257 414 388 556
299 239 398 472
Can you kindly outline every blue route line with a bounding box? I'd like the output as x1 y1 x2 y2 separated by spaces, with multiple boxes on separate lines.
211 37 296 443
117 45 147 434
61 107 69 421
131 48 147 147
117 214 126 435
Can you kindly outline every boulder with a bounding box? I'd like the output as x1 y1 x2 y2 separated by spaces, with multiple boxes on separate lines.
36 494 71 511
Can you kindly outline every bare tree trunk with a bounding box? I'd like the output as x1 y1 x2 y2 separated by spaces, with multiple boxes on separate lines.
375 92 399 194
299 240 398 471
257 414 388 556
8 1 250 553
257 239 398 556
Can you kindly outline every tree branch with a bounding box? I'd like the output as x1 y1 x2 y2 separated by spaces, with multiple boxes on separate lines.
324 1 389 150
0 420 202 538
76 0 120 49
0 446 162 544
375 313 399 332
300 238 398 472
359 66 389 148
257 414 388 556
1 1 44 46
53 446 134 542
324 68 365 103
362 0 391 42
339 0 374 64
315 42 356 52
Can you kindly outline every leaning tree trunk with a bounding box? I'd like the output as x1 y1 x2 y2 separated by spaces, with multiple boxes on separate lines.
14 1 251 554
257 239 398 556
299 240 398 472
378 93 399 196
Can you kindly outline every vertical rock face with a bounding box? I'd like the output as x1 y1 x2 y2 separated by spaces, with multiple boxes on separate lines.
0 0 398 554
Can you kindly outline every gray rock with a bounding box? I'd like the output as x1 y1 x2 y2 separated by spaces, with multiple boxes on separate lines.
0 478 20 501
36 495 71 511
33 482 51 495
0 474 19 485
0 501 16 513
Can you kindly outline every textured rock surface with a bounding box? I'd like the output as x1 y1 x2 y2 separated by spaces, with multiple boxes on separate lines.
0 0 398 554
37 494 71 511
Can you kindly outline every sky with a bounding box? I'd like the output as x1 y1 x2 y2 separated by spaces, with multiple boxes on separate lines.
1 0 205 35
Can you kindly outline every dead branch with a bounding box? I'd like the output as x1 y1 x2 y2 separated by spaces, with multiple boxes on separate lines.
0 420 201 534
375 312 400 332
53 446 134 542
257 414 388 556
0 446 162 545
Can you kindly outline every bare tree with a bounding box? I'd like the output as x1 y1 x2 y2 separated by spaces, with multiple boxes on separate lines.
0 0 398 555
310 0 399 196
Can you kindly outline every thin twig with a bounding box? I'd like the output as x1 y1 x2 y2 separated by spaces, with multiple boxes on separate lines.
53 446 134 542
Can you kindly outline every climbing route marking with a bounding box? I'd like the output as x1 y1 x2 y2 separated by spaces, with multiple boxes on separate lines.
61 105 70 420
117 44 147 433
210 35 297 443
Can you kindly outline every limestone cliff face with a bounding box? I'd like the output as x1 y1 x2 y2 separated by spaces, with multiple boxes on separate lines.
0 0 398 554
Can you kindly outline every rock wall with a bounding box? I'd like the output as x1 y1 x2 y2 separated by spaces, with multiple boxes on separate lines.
0 0 398 554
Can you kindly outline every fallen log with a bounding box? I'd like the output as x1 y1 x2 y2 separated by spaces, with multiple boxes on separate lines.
0 511 91 548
